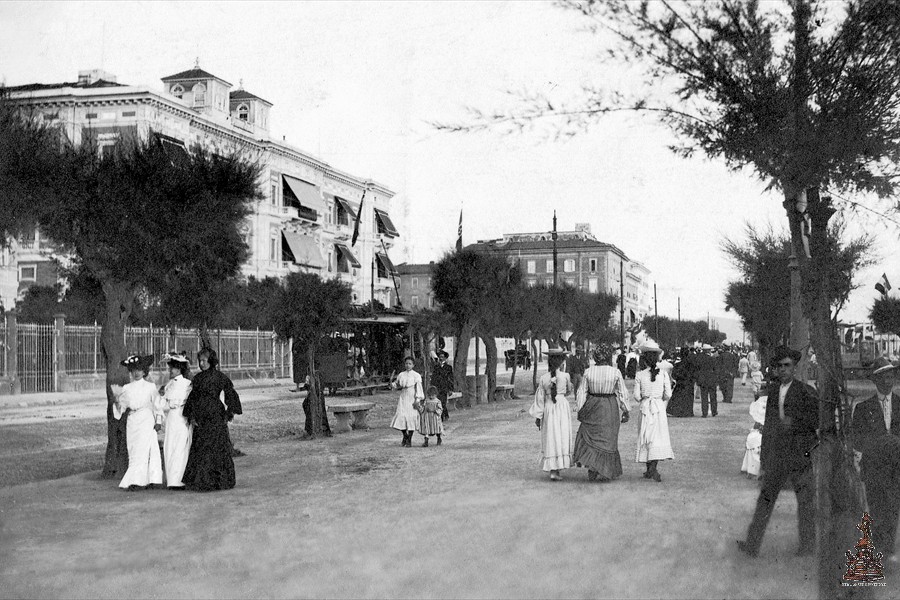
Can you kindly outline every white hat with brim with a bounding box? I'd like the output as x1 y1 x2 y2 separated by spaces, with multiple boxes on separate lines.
637 340 664 354
871 357 897 377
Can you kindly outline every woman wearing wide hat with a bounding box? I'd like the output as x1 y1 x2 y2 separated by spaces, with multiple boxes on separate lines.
573 343 630 482
529 347 574 481
160 351 193 489
632 339 674 482
111 354 164 491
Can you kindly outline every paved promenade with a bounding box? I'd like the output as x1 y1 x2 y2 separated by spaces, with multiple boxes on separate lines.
0 375 894 598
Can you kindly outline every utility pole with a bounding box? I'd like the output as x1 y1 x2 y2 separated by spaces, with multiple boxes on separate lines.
619 258 625 349
552 211 558 288
653 283 659 341
370 258 375 314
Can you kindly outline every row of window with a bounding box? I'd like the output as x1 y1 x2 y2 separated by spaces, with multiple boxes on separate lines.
408 295 435 309
524 258 599 275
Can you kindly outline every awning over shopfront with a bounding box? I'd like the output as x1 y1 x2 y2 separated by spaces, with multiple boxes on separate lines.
282 231 325 269
374 208 399 237
282 175 326 217
335 243 361 268
376 252 397 276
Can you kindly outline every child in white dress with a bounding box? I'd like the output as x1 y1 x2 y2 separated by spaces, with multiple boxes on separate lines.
416 386 444 447
742 395 767 479
390 357 424 447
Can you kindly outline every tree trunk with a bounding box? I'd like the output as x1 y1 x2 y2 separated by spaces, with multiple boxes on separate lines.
484 334 497 402
799 192 865 596
198 320 213 350
305 343 327 438
531 336 539 393
453 320 473 407
100 280 136 479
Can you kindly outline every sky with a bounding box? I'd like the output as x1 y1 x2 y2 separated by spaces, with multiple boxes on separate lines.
1 0 898 339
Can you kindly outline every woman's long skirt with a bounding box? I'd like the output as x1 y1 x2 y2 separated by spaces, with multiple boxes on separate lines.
163 407 192 487
635 398 675 463
539 396 572 471
119 408 163 489
667 381 694 417
573 394 623 479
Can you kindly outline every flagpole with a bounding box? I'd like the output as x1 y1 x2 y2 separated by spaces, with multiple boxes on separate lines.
619 258 625 349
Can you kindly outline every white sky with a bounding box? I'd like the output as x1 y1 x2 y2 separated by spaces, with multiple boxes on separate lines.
2 0 898 335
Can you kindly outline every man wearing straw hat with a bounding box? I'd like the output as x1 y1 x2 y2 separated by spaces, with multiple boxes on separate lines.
851 356 900 559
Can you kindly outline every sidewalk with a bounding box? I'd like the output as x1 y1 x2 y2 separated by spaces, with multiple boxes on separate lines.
0 376 857 599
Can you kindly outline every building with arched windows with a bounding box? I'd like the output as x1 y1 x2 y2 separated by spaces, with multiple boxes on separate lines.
3 66 401 309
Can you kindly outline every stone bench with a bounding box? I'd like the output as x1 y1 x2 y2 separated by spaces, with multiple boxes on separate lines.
331 382 390 397
494 384 515 401
445 391 463 411
328 401 376 433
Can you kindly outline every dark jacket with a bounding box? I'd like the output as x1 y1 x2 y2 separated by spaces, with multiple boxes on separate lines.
851 392 900 455
431 361 454 394
717 351 739 379
760 379 819 472
695 353 719 388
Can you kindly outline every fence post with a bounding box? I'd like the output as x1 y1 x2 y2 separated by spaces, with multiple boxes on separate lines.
256 328 260 370
93 321 98 376
54 313 66 392
6 310 18 395
237 328 242 370
288 337 293 381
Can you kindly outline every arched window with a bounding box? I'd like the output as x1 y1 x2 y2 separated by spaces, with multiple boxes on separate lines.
237 103 249 121
171 84 184 99
192 83 206 107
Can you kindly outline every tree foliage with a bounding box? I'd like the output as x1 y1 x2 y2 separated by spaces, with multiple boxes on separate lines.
641 315 726 350
870 297 900 338
722 221 873 356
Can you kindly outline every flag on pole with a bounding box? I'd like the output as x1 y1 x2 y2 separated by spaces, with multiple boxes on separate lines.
455 208 463 252
875 273 892 296
351 188 367 247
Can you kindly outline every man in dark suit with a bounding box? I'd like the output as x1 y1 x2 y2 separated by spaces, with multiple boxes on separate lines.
717 345 739 404
851 356 900 558
738 346 819 557
695 345 719 417
431 350 454 422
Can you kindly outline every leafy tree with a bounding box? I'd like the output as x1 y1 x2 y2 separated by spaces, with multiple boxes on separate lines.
431 248 520 399
723 221 873 363
870 297 900 338
641 315 727 350
272 272 352 438
436 2 900 586
15 285 59 323
0 92 262 477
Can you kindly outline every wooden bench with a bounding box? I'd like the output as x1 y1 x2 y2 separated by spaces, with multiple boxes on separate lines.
445 391 463 411
328 401 376 433
494 384 515 401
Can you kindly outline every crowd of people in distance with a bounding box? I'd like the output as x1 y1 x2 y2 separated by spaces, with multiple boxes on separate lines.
111 347 242 492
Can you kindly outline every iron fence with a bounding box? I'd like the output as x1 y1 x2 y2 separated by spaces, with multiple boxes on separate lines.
4 320 289 394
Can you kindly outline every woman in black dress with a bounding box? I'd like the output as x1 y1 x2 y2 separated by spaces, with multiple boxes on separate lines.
182 348 242 491
666 348 695 417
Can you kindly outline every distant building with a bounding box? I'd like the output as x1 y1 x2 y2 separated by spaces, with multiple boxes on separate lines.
4 66 400 309
396 262 436 311
467 223 652 328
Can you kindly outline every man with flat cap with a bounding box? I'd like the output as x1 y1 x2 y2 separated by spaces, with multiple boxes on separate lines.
852 356 900 558
738 346 819 557
432 350 454 422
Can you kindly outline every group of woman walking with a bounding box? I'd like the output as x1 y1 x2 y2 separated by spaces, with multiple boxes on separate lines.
529 340 674 482
112 348 241 492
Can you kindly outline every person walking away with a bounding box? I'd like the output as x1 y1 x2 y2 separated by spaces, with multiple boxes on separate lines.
739 354 750 387
851 357 900 559
529 348 574 481
573 344 629 482
161 352 192 490
182 348 241 492
737 346 818 557
741 394 766 479
696 345 719 417
111 354 164 491
718 345 739 404
431 350 454 422
417 386 444 447
391 356 424 447
667 348 695 418
568 347 586 394
632 340 674 482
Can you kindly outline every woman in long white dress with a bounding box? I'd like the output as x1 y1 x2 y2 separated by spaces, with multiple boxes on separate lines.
390 357 424 447
632 340 674 482
112 354 164 491
529 349 574 481
161 352 193 490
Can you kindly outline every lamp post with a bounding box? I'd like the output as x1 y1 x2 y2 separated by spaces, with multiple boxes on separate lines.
552 211 558 288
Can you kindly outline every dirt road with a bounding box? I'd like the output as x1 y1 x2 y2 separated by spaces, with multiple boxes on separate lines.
0 376 893 598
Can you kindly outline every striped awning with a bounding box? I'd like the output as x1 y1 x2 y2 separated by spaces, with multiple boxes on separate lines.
283 175 325 217
374 208 399 237
335 243 361 268
334 196 357 219
376 252 397 275
282 231 324 269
